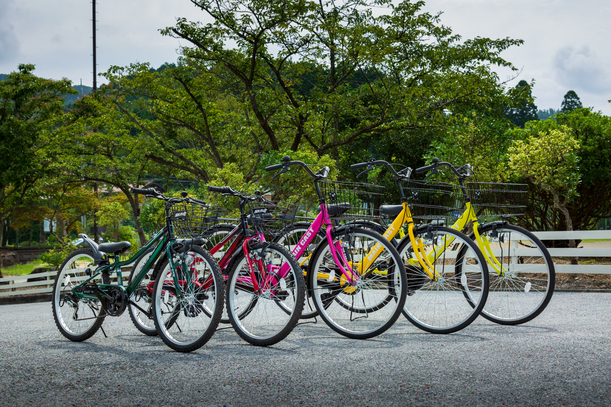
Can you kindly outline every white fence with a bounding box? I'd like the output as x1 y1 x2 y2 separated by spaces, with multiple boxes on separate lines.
532 230 611 274
1 230 609 299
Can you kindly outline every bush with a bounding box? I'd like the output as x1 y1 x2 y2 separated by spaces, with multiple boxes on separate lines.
40 245 77 270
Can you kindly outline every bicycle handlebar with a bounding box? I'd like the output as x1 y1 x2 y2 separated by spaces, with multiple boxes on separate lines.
414 158 439 174
131 187 159 196
265 155 327 180
415 158 473 179
207 185 235 195
132 187 210 207
351 159 412 180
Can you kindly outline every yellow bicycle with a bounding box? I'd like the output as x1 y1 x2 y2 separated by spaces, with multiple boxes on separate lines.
352 158 555 326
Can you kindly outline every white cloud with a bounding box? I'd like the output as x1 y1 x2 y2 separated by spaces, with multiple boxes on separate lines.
554 46 611 94
0 0 20 64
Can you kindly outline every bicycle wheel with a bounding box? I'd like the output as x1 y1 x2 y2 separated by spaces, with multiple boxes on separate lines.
274 222 325 319
308 227 407 339
52 248 105 342
152 246 224 352
127 248 157 336
397 226 489 334
226 242 305 346
467 223 555 325
201 223 237 324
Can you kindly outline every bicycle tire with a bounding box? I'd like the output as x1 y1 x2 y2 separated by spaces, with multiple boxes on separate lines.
152 246 224 352
308 227 407 339
226 242 305 346
201 223 237 324
397 226 489 334
52 248 106 342
466 223 555 325
273 222 325 319
127 248 157 336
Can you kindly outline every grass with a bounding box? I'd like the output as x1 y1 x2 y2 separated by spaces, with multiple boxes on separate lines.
1 259 49 276
581 239 611 243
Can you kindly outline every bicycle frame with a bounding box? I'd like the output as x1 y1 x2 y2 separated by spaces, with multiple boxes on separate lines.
69 228 168 302
281 202 382 284
204 201 288 294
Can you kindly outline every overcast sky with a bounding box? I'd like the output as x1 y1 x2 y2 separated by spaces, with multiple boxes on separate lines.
1 0 610 114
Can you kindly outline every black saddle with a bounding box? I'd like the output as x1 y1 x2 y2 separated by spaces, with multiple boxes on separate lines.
327 203 351 217
97 241 131 255
379 204 403 217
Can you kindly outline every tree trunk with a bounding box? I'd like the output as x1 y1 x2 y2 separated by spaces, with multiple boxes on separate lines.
0 219 4 278
39 221 47 245
551 189 577 265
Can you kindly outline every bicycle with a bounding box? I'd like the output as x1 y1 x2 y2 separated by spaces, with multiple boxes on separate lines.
51 189 224 352
350 159 490 334
204 185 305 346
405 158 555 325
266 156 408 339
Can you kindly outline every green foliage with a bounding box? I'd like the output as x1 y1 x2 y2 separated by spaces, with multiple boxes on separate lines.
257 150 337 208
504 80 538 128
509 126 580 196
40 245 78 270
118 225 139 253
506 109 611 231
0 64 75 222
162 0 523 158
97 200 131 242
139 198 166 233
560 90 583 113
426 113 514 182
204 163 258 218
537 108 558 121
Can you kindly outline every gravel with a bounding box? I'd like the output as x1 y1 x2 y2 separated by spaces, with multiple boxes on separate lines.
1 293 610 406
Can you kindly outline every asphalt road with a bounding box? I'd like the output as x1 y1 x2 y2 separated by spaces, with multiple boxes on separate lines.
1 292 610 406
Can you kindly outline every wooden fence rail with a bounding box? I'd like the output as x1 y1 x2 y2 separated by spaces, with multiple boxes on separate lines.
1 230 609 299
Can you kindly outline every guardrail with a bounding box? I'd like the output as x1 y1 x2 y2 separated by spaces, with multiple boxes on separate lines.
0 230 609 300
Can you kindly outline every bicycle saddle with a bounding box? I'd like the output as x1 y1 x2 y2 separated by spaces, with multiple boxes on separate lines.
379 205 403 217
327 202 351 217
98 241 132 255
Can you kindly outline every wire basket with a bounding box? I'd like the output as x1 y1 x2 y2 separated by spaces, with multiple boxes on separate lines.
466 182 528 218
319 181 386 220
170 202 225 238
401 180 464 221
246 201 297 236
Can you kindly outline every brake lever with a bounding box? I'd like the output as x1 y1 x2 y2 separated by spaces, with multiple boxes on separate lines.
271 166 289 181
356 167 372 179
423 167 438 181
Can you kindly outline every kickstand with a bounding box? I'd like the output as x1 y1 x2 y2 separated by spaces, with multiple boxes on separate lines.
100 325 108 338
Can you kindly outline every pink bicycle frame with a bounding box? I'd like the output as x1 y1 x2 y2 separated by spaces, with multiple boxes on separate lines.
279 203 359 284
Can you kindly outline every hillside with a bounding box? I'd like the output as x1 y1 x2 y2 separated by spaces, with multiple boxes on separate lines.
1 73 92 105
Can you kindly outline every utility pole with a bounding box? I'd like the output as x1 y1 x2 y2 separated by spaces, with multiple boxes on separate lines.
92 0 99 243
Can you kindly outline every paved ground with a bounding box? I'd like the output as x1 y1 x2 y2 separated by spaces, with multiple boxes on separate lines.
1 293 610 406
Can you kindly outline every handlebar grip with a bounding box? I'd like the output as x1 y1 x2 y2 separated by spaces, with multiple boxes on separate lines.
190 197 208 206
350 162 369 170
415 164 435 174
265 163 284 171
415 158 439 174
131 187 157 195
207 185 233 194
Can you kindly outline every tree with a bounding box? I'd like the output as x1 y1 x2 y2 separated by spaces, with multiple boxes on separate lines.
537 108 558 121
503 80 538 128
49 91 167 246
509 125 580 232
0 64 75 276
506 108 611 233
560 90 582 113
162 0 523 159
